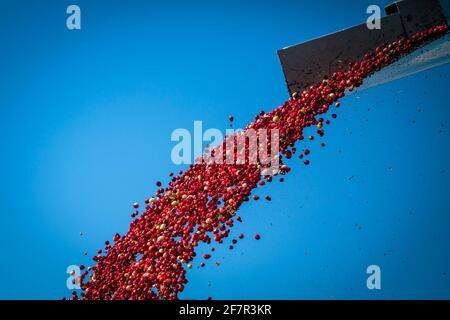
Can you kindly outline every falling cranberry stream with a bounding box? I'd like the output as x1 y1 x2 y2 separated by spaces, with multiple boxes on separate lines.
70 25 448 300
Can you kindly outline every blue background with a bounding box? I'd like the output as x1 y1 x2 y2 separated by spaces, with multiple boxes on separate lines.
0 0 449 299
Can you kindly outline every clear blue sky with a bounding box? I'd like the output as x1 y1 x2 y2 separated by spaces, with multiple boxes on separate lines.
0 0 449 299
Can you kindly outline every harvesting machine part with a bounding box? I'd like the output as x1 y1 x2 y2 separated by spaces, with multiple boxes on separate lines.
278 0 450 94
